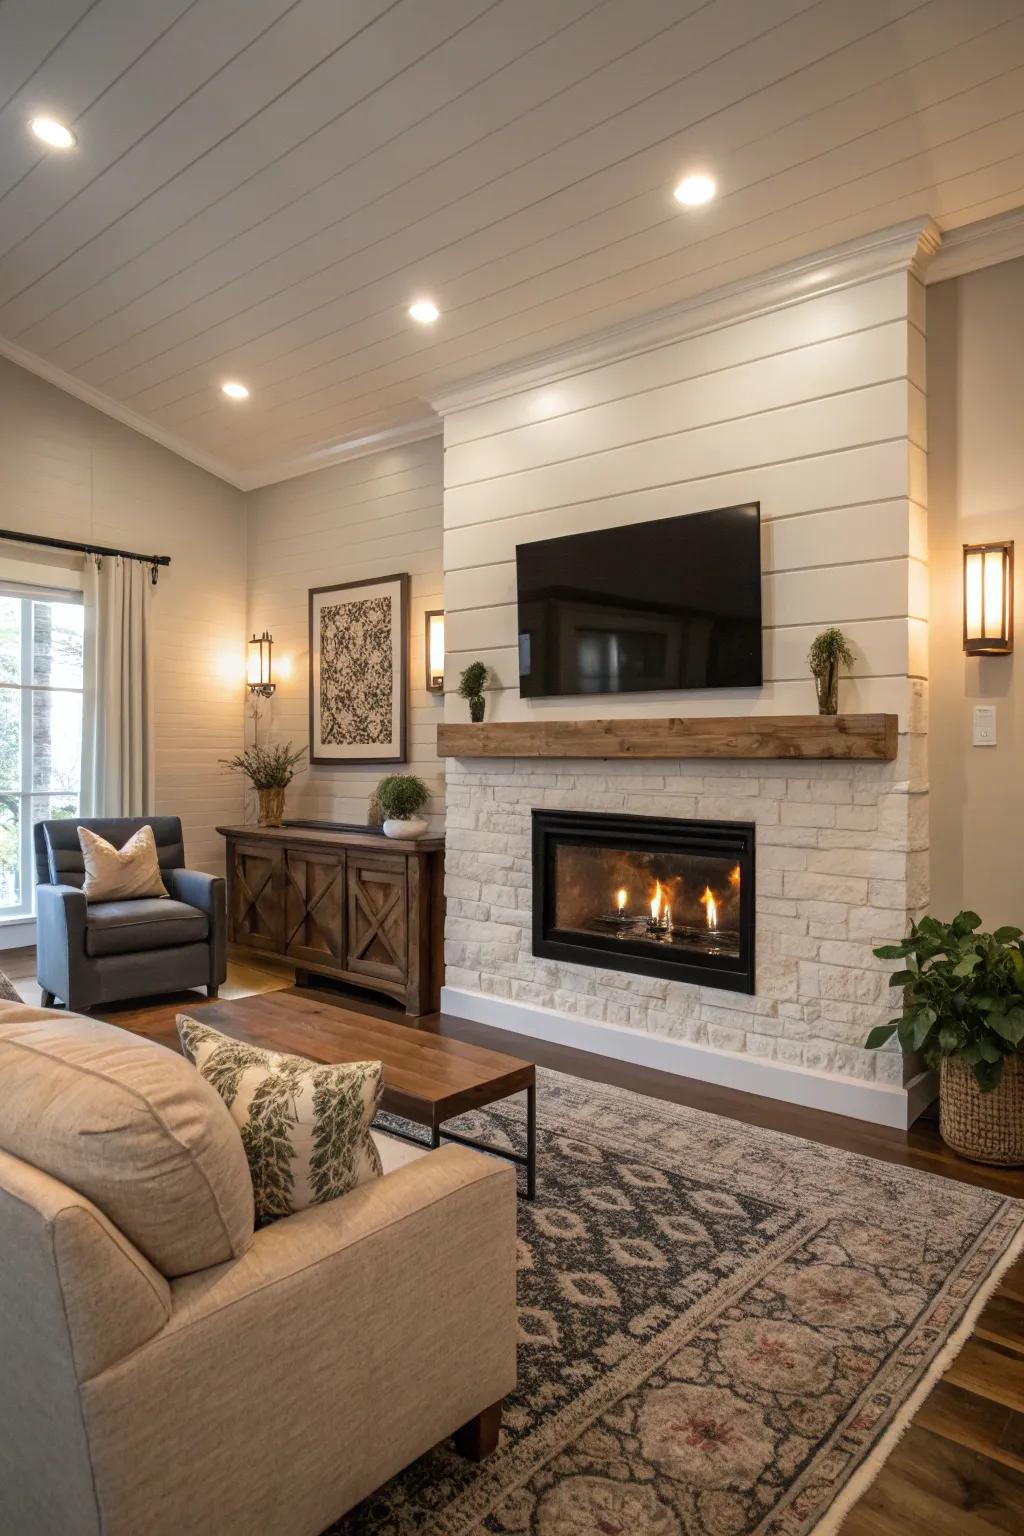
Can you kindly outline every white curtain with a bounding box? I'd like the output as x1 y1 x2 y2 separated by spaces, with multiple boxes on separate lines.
80 555 155 817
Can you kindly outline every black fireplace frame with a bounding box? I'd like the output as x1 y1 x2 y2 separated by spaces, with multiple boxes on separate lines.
532 807 756 994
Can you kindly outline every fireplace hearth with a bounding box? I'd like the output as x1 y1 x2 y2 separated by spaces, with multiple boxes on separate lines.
532 808 755 994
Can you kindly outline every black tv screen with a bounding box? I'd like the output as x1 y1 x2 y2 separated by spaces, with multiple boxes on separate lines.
516 504 762 699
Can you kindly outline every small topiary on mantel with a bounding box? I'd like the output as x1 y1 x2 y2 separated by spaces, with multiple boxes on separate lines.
807 628 854 716
458 660 489 723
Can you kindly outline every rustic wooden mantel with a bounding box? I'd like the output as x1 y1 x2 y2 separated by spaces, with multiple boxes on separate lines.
437 714 898 762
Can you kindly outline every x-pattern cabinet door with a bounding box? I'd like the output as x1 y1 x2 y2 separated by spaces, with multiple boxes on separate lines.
284 847 345 968
229 840 284 951
346 854 408 988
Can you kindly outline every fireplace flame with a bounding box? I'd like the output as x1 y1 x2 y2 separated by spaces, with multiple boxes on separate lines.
616 887 628 913
729 865 741 889
700 886 718 929
650 881 667 921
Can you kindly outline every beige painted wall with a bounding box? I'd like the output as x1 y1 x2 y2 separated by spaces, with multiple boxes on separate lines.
246 438 445 832
927 257 1024 928
0 355 247 874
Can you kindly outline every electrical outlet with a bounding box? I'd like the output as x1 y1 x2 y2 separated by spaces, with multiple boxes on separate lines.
972 705 997 746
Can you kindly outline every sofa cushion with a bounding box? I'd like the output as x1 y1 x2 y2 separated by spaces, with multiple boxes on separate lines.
177 1015 383 1226
79 824 169 901
85 898 208 958
0 1005 254 1277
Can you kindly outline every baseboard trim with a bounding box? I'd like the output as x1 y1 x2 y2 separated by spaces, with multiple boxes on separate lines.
0 917 35 951
441 986 936 1130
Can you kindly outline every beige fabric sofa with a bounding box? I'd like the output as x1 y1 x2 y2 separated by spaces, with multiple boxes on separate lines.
0 1004 517 1536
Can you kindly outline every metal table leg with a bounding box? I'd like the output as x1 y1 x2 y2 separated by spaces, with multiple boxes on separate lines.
375 1079 538 1199
526 1082 537 1201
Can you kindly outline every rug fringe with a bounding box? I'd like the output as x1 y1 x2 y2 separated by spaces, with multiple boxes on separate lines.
813 1216 1024 1536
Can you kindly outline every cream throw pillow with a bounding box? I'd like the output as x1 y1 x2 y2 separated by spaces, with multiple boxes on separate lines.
176 1015 383 1226
79 824 169 901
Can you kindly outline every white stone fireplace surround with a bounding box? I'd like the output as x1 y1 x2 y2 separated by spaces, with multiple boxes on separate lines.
433 220 936 1129
442 744 930 1128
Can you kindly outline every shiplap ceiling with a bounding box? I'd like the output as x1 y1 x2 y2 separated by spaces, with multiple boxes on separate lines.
2 0 1024 489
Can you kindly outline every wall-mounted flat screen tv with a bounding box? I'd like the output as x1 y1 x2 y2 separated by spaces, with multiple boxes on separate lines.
516 503 762 699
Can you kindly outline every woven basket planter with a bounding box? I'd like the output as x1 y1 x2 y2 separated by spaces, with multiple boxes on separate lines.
940 1053 1024 1166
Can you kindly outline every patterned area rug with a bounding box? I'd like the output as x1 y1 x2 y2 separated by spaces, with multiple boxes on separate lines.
329 1069 1024 1536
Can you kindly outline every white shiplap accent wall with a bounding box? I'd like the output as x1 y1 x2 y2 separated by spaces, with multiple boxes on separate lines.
0 355 247 875
436 256 930 1113
442 270 928 723
246 438 445 830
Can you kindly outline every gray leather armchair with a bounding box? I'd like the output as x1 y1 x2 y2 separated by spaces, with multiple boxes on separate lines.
34 816 226 1012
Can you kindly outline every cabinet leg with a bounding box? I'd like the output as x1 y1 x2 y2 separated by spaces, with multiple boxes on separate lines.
453 1400 502 1462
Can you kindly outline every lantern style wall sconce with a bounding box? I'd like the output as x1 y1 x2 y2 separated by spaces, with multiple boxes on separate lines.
425 610 445 692
963 541 1014 655
247 630 276 696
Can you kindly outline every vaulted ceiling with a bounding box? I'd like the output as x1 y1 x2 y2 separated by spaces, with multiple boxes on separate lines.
2 0 1024 488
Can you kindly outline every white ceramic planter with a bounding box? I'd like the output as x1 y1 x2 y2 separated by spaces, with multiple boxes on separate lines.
382 818 429 840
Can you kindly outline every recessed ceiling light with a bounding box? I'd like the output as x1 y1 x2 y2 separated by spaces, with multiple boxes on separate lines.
30 116 76 149
408 298 440 325
673 172 716 207
221 381 250 400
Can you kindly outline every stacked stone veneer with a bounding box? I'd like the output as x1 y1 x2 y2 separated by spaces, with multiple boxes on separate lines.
444 740 928 1087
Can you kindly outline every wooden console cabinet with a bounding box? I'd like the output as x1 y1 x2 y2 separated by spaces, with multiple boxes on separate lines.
217 824 445 1015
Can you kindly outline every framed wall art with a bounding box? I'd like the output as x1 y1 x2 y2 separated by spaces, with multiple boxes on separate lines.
308 572 408 765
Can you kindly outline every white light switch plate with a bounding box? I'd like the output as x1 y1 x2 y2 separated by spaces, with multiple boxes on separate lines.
972 705 997 746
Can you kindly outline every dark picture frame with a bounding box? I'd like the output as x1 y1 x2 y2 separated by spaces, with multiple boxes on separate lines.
308 573 408 765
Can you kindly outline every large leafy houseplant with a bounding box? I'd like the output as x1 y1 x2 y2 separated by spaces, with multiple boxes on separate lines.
866 911 1024 1092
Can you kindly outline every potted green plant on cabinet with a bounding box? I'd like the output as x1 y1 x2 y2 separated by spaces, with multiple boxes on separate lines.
376 773 430 839
865 911 1024 1164
808 627 854 715
222 741 308 826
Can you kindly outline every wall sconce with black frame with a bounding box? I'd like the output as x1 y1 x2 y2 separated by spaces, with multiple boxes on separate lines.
247 630 276 696
425 610 445 693
963 541 1014 655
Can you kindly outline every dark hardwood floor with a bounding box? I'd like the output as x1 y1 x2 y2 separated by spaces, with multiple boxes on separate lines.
7 947 1024 1528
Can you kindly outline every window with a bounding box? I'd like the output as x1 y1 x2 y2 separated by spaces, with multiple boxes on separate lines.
0 588 84 916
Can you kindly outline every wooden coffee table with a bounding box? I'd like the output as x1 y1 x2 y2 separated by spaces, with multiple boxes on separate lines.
137 990 538 1199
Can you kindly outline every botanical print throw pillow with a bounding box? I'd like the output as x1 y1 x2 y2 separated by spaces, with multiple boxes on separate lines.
176 1015 383 1225
78 824 169 901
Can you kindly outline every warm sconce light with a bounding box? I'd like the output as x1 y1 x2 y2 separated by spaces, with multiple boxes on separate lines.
963 542 1013 655
425 610 445 692
247 630 276 696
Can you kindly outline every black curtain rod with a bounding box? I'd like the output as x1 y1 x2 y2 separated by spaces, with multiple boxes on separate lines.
0 528 171 569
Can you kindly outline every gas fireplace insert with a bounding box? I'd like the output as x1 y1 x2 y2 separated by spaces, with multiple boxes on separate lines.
532 808 755 994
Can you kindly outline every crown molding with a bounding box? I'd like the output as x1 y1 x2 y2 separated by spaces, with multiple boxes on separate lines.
0 334 244 488
238 415 441 491
924 206 1024 285
429 218 942 417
